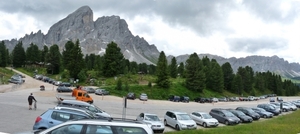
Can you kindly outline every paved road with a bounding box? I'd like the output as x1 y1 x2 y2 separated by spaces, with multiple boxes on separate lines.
0 69 299 133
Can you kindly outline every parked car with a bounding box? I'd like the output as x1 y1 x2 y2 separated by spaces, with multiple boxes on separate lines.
226 109 253 123
194 97 206 103
236 107 260 120
180 96 189 103
168 95 180 102
95 88 110 95
164 111 197 130
127 92 136 100
269 97 275 102
82 87 95 93
251 107 273 118
139 93 148 101
60 82 71 87
209 108 240 125
34 118 154 134
8 77 24 84
282 102 297 111
136 113 165 133
189 112 219 128
218 97 227 102
42 76 50 82
270 102 290 112
59 100 111 118
57 86 73 92
257 104 281 115
54 81 62 86
33 108 94 130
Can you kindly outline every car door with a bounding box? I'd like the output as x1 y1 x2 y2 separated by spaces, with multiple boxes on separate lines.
168 113 177 128
49 111 70 128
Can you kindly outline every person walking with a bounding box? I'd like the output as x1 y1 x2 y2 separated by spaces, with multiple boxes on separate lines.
28 93 37 110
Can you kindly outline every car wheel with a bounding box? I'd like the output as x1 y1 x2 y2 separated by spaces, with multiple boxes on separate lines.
225 120 229 125
164 120 168 126
263 115 267 118
203 122 207 128
175 124 180 130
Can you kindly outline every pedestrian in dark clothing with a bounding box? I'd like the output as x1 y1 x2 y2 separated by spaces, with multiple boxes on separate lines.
28 93 37 110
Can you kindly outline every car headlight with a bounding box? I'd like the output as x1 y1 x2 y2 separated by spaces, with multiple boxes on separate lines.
181 124 186 127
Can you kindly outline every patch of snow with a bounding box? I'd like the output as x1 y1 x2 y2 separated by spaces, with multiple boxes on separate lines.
98 48 106 54
80 39 86 43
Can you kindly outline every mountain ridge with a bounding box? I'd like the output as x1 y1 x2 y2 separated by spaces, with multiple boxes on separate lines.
2 6 300 79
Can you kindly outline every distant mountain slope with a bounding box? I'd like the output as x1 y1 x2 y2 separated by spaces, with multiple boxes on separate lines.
170 54 300 78
2 6 300 79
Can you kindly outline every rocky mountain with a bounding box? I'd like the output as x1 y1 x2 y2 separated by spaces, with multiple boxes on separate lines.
2 6 159 65
2 6 300 79
169 54 300 78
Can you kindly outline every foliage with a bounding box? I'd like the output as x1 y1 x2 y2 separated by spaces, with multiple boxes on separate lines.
116 78 123 90
103 42 125 77
26 43 40 64
185 53 205 92
12 42 26 68
169 57 178 78
222 62 234 91
45 44 61 74
0 41 8 67
155 51 170 88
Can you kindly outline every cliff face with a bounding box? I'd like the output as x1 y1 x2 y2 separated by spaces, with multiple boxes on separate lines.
3 6 159 65
2 6 300 78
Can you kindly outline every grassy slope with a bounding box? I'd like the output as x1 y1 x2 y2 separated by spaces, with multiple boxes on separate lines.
166 110 300 134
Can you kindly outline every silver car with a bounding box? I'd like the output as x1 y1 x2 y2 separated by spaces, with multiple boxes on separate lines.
164 111 197 130
36 119 154 134
190 112 219 127
139 93 148 101
136 113 165 133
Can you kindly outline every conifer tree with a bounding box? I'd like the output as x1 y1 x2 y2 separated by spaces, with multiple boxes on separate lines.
156 51 170 88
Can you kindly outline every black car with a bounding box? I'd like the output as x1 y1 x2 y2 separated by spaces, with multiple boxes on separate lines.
209 108 240 125
57 86 73 92
127 92 136 100
168 95 180 102
236 107 260 120
251 107 273 118
61 82 72 87
180 96 190 103
257 104 281 116
194 97 206 103
226 109 253 123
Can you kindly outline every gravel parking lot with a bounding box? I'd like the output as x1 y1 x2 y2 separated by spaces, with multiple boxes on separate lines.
0 69 299 133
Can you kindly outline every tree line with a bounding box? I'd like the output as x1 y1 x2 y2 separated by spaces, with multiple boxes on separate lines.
0 40 299 96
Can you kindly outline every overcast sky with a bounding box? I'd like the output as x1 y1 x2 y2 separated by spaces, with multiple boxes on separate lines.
0 0 300 63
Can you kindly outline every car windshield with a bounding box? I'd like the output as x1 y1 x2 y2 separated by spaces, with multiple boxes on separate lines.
177 114 191 120
236 111 246 116
223 111 235 117
202 113 212 119
145 115 160 121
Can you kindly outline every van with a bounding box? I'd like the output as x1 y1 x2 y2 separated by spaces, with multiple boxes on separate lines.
164 111 197 130
59 100 111 118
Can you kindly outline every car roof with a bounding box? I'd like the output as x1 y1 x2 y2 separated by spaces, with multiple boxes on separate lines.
192 111 208 114
167 111 187 114
49 108 92 117
61 100 91 106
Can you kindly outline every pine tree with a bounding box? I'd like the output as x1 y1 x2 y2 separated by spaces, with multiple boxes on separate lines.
222 62 234 91
169 57 178 78
12 42 26 68
156 51 170 88
102 42 125 77
45 44 61 74
68 40 85 79
206 61 224 93
185 53 205 92
0 41 8 67
177 62 184 77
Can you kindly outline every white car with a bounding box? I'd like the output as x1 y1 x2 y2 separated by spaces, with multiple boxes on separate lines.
35 119 153 134
136 113 165 133
139 93 148 101
190 112 219 128
164 111 197 130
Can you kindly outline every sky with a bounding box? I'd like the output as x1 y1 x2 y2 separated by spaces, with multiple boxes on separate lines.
0 0 300 63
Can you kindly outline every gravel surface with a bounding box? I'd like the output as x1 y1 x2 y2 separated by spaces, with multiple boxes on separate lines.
0 69 299 133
